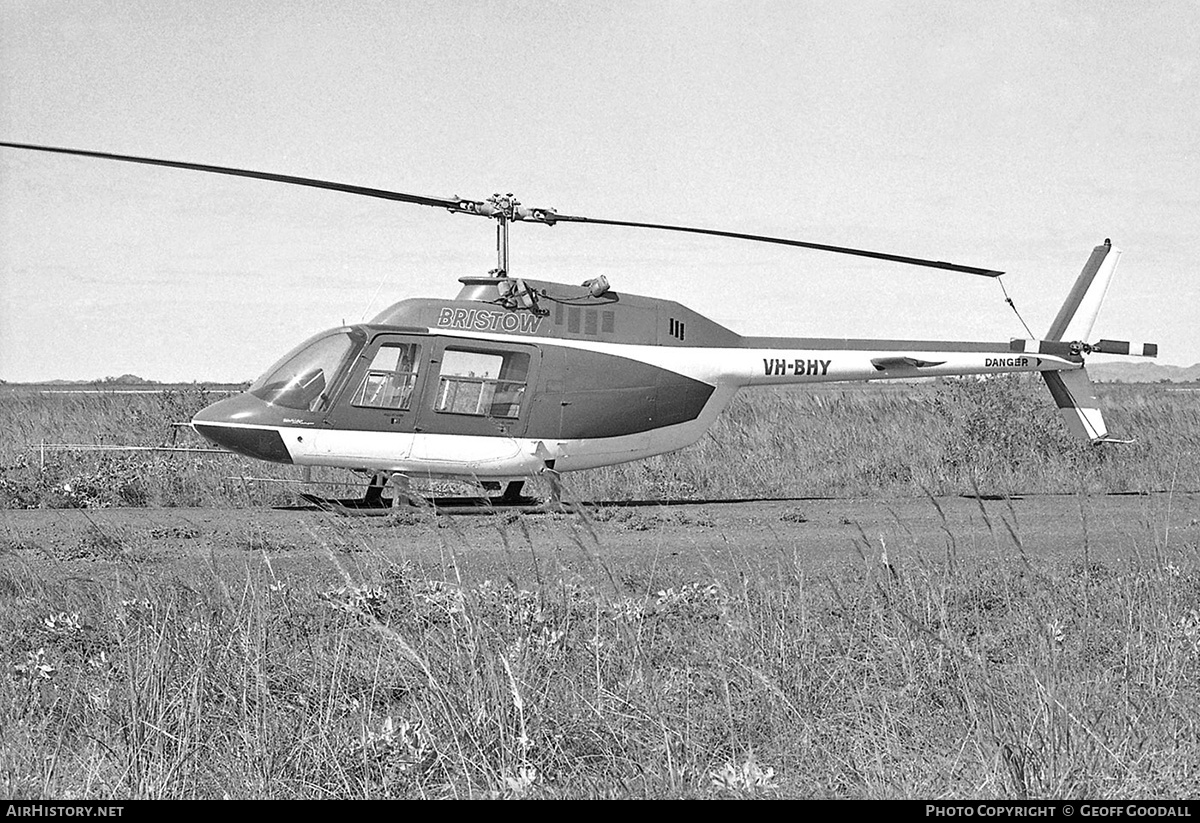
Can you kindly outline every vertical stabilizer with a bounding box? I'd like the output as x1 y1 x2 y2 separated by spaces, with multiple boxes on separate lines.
1038 242 1136 444
1045 240 1122 342
1042 368 1116 443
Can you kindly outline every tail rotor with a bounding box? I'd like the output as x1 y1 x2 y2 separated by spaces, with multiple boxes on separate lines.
1031 241 1156 443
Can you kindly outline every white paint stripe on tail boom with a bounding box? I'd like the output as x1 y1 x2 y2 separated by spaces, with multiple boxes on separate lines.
433 328 1082 387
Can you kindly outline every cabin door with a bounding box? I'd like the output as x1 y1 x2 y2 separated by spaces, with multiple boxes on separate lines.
319 334 428 459
411 337 541 439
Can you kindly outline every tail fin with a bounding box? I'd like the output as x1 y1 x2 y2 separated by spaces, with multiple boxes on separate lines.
1042 368 1118 442
1045 239 1122 342
1040 240 1126 444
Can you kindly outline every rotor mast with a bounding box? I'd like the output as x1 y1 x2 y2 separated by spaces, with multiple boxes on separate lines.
468 192 539 278
495 204 510 277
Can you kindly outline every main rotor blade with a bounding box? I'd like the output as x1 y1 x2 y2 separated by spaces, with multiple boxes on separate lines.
2 141 1004 276
547 213 1004 277
0 141 472 212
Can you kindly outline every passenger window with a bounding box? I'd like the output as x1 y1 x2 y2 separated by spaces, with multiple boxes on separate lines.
352 343 420 410
435 348 529 418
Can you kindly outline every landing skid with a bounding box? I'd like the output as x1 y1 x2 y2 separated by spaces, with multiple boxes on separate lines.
298 479 561 516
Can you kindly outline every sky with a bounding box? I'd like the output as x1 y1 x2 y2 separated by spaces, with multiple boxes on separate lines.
1 1 1198 382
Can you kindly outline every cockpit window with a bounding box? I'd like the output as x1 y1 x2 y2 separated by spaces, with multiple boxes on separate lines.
250 331 359 411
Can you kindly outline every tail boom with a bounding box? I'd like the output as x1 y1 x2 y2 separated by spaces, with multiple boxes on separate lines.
737 344 1079 387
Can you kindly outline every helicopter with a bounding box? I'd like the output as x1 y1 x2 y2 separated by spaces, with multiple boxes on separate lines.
0 141 1158 510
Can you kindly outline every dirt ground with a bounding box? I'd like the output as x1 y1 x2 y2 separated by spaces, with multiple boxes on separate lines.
2 492 1196 593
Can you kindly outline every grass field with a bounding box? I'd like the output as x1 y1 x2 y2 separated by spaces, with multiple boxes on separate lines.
2 376 1198 508
1 505 1198 798
1 377 1198 798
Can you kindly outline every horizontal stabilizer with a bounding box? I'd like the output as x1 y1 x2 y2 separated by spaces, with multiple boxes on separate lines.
870 356 946 371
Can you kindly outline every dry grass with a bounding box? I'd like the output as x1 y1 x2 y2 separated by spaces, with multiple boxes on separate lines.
0 386 351 509
1 502 1198 798
1 377 1197 508
1 376 1197 797
572 377 1200 500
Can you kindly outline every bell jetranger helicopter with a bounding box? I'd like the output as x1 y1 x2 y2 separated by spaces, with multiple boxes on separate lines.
0 141 1158 510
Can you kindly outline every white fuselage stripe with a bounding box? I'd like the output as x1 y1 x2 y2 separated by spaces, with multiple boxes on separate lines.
432 328 1080 386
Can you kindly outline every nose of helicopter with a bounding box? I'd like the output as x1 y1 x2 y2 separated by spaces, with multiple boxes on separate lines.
191 393 294 464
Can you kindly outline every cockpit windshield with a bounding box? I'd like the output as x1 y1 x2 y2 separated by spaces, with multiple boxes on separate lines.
249 330 361 411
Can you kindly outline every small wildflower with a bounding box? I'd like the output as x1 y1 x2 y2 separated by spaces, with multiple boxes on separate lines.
320 585 389 619
501 765 539 799
363 715 434 774
43 611 82 636
14 648 55 681
603 595 646 623
653 582 727 619
117 598 152 617
711 751 778 796
413 580 466 616
1177 609 1200 654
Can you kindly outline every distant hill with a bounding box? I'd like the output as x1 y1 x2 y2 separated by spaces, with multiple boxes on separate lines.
25 374 150 385
1 377 250 392
1089 362 1200 383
